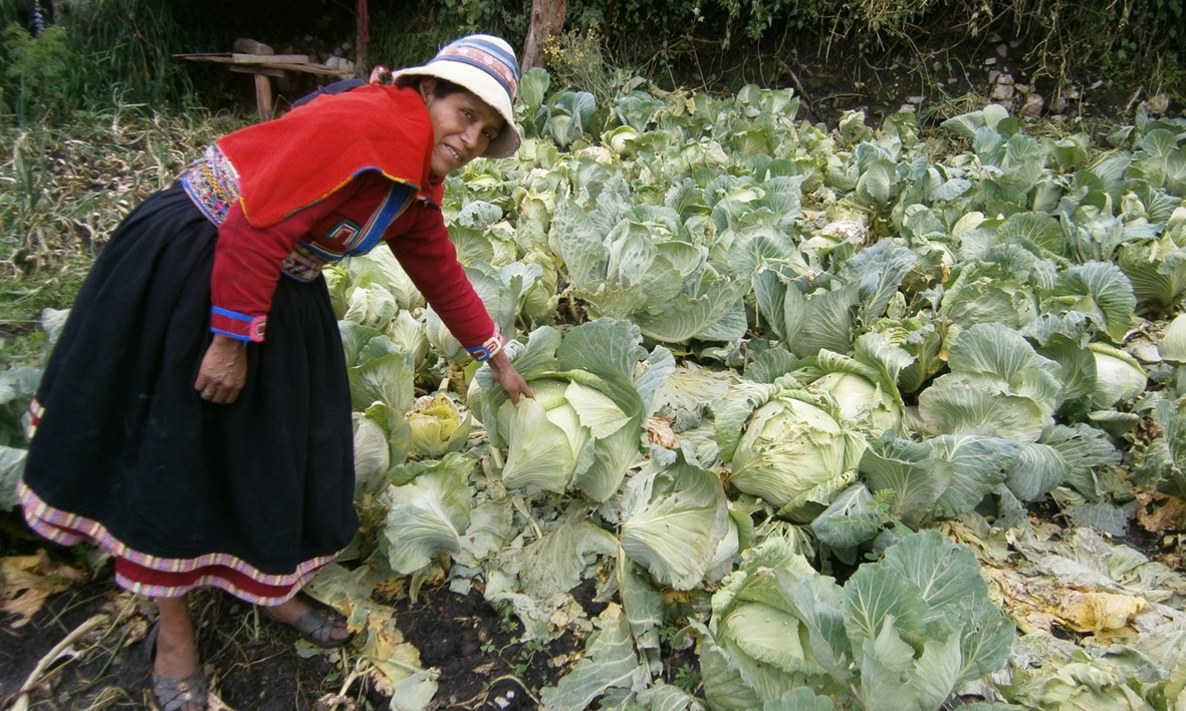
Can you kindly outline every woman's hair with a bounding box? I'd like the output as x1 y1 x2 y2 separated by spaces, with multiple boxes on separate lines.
395 75 469 99
427 78 467 98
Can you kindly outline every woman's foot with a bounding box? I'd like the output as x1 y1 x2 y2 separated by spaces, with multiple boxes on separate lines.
150 596 207 711
263 592 353 648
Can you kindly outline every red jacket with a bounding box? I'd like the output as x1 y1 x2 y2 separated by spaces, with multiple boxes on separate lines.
183 85 496 348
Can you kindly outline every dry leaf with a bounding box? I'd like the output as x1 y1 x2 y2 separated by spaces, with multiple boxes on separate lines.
0 550 89 628
1137 492 1186 534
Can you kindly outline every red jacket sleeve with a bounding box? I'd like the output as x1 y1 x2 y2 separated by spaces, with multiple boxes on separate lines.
384 201 497 349
208 182 365 341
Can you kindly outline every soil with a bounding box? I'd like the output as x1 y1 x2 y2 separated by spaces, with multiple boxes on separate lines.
1 512 697 711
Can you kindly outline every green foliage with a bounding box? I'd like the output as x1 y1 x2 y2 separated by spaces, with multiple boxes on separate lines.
0 23 80 121
0 0 193 124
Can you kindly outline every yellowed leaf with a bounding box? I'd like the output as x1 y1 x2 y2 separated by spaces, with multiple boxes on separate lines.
0 550 89 628
1057 591 1147 634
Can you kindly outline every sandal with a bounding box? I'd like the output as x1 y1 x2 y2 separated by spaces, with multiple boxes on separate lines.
146 622 209 711
263 592 354 649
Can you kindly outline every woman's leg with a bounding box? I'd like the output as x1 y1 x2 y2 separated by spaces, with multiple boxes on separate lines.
152 594 204 710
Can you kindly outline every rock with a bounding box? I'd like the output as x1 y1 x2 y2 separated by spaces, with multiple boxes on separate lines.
907 95 925 104
1051 96 1070 113
984 57 997 66
991 83 1016 102
996 72 1015 86
233 37 274 55
988 70 1000 83
1020 93 1045 118
997 43 1008 57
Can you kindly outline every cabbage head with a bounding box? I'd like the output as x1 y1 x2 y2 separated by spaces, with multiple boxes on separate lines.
473 319 675 502
495 377 618 494
808 371 900 433
719 384 866 517
405 394 472 459
1089 343 1147 408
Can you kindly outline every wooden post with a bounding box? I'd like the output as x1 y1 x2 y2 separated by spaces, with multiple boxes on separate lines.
356 0 369 78
254 74 274 120
233 38 278 120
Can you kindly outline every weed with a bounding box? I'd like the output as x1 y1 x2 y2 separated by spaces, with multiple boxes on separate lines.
542 27 629 105
512 638 548 675
673 663 701 694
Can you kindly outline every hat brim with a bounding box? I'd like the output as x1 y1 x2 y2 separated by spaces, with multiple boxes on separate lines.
392 63 521 158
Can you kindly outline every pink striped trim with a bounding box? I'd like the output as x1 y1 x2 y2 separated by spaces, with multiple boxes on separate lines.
18 482 342 605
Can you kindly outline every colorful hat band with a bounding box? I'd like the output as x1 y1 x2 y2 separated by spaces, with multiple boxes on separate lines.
436 43 519 99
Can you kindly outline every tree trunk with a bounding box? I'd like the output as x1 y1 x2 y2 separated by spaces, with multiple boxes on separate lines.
356 0 369 79
521 0 567 72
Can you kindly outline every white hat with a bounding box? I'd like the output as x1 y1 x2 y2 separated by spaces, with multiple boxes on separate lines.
392 34 521 158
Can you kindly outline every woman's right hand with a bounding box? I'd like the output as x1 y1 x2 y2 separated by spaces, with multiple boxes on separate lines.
487 350 533 405
194 335 248 404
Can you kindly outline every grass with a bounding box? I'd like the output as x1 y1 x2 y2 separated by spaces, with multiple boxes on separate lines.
0 111 241 370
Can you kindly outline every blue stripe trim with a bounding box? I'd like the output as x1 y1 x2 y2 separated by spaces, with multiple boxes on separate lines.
452 38 518 73
211 306 253 322
211 327 252 342
445 56 515 99
348 184 415 255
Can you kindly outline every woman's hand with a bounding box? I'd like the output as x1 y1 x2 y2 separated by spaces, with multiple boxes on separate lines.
194 335 248 404
487 350 533 405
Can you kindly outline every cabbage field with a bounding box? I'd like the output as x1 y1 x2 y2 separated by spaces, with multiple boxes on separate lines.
3 67 1186 710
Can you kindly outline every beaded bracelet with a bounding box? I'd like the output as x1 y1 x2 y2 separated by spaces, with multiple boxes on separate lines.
466 330 505 362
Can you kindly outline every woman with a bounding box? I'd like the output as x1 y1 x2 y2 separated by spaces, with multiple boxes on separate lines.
17 34 532 711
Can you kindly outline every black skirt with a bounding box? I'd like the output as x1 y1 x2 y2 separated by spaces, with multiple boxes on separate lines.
18 182 357 603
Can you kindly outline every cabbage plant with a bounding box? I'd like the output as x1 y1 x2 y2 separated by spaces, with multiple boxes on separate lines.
698 531 1015 711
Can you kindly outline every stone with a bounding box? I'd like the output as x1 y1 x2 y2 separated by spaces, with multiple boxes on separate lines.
996 72 1015 85
907 95 925 104
988 70 1000 83
991 82 1016 102
997 43 1008 57
1020 93 1045 118
985 57 997 66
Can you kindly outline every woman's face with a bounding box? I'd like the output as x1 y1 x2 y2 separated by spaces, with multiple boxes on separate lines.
420 78 505 177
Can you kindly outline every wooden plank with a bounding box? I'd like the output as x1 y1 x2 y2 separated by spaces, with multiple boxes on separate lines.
175 54 349 77
231 53 310 64
249 62 353 77
229 65 285 77
174 53 311 64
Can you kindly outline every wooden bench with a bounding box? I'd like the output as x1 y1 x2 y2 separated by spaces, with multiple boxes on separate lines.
174 49 354 120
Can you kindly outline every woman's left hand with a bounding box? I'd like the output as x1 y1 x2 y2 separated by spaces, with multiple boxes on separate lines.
195 335 248 404
487 350 533 405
